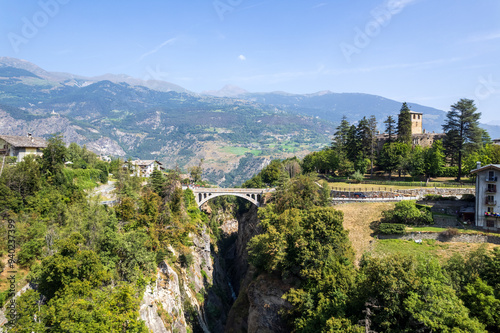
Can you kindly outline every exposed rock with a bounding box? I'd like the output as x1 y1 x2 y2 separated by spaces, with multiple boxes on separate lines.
247 274 292 333
85 137 126 156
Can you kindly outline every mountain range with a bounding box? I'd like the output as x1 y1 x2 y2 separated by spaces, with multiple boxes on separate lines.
0 57 498 186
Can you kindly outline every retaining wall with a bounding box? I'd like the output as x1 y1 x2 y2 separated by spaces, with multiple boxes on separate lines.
378 232 500 245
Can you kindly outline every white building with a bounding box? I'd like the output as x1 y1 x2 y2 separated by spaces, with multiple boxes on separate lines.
128 160 163 177
471 163 500 231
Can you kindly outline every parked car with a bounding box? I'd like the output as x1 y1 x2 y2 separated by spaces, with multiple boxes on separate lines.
353 192 366 198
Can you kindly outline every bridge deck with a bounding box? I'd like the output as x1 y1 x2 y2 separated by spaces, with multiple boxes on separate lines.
183 186 275 194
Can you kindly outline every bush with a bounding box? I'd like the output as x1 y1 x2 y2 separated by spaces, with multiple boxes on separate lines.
382 201 433 225
440 228 459 238
460 194 475 202
423 194 456 201
179 248 194 268
378 223 406 235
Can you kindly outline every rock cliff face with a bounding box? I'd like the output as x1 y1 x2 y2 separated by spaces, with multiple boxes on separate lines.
224 205 293 333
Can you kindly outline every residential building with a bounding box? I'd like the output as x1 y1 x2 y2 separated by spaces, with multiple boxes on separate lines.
471 163 500 231
127 160 163 177
0 134 47 162
493 138 500 145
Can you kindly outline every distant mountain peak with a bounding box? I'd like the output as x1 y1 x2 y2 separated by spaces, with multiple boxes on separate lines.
0 57 190 94
202 84 249 97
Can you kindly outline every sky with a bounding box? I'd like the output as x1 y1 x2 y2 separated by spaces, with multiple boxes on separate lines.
1 0 500 124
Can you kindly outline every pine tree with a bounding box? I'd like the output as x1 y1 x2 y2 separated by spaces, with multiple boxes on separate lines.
442 98 482 181
397 102 412 145
384 116 396 144
357 116 371 158
332 115 350 152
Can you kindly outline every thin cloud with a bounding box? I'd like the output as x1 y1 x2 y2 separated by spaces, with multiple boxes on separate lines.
465 31 500 43
312 3 327 9
239 55 246 61
139 38 177 61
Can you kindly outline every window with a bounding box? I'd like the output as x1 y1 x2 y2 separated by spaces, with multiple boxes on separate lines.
488 207 494 213
486 220 495 228
418 115 421 119
488 184 497 192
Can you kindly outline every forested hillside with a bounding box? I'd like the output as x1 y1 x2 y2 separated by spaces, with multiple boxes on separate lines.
1 138 500 332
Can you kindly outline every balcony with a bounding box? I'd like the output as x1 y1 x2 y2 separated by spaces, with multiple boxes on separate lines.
486 189 497 194
484 211 500 218
486 176 498 182
485 200 497 206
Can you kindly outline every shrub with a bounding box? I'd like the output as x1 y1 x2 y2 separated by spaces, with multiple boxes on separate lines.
460 194 475 202
378 223 406 235
179 249 194 268
382 201 433 225
440 228 460 238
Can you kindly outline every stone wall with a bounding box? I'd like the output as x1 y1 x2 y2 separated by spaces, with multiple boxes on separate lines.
331 187 474 200
379 232 500 245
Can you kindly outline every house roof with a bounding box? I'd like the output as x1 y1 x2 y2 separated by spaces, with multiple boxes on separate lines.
130 160 162 166
409 111 423 114
470 164 500 174
0 135 47 148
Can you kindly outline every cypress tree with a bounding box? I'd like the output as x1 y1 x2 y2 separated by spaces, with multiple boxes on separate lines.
397 102 412 145
384 115 396 144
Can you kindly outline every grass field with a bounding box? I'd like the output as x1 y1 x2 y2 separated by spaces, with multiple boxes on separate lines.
372 239 498 263
336 202 500 266
336 202 395 265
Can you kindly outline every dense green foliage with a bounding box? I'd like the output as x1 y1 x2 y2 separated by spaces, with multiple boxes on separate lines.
378 223 407 235
0 139 213 332
381 200 433 225
246 173 500 332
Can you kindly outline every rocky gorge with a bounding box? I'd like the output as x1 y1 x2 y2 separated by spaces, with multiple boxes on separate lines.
139 201 290 333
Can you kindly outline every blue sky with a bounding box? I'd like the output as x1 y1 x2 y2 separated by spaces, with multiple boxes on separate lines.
1 0 500 124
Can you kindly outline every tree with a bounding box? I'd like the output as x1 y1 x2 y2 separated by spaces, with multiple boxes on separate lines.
332 116 350 152
397 102 412 145
377 142 410 180
357 117 372 159
442 98 482 181
424 140 445 181
384 115 396 144
188 158 204 183
148 169 166 196
345 124 360 162
41 133 67 177
408 145 425 178
368 115 378 177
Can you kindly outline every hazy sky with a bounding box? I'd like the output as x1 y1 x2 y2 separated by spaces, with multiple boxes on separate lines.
1 0 500 124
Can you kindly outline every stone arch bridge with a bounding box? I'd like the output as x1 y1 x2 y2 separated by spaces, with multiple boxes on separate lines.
183 186 275 208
